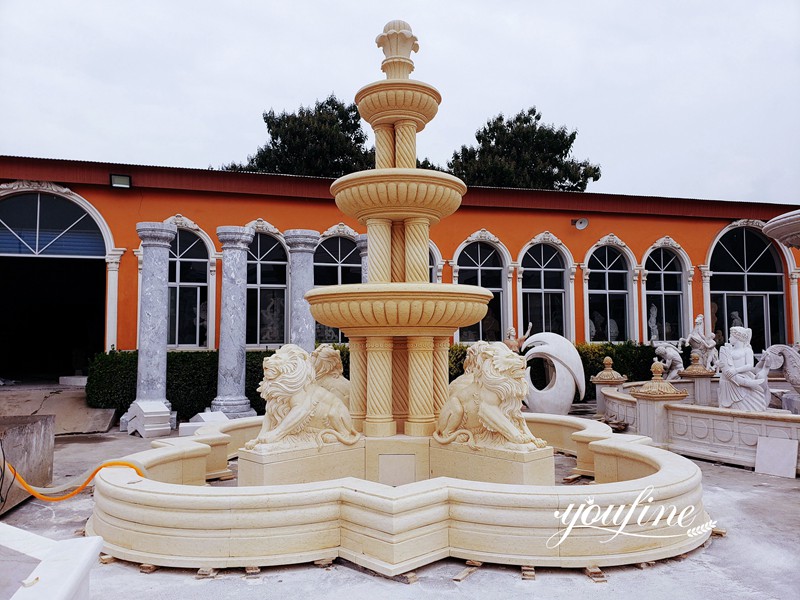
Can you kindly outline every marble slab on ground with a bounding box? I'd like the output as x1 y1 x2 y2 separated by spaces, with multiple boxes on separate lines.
0 545 39 600
755 436 799 478
0 385 115 434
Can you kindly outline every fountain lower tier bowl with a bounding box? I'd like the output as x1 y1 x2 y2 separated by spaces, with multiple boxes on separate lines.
305 283 492 336
331 168 467 223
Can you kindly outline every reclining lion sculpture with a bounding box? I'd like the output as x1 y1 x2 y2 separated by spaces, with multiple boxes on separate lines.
245 344 361 451
434 342 547 451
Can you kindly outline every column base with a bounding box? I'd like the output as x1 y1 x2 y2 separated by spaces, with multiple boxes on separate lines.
403 421 435 437
211 396 256 419
364 421 397 437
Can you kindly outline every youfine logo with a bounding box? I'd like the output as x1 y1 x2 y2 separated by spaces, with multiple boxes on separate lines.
547 485 716 549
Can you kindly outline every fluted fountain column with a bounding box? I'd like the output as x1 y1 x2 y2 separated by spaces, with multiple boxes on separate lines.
432 336 450 417
285 229 320 352
366 218 392 283
405 337 435 436
404 217 429 282
212 226 256 418
365 336 396 437
135 222 177 406
348 336 367 432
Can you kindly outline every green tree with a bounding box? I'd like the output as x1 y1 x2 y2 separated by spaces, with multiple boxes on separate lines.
224 95 374 177
447 107 601 191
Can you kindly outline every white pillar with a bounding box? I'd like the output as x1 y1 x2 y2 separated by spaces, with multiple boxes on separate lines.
212 226 256 417
699 265 712 336
104 248 125 351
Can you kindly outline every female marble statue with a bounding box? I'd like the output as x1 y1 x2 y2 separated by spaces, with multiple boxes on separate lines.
718 326 770 412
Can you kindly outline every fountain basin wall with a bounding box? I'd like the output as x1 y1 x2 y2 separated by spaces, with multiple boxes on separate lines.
603 384 800 473
86 415 710 575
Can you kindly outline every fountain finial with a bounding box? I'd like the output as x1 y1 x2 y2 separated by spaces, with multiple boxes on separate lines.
376 20 419 79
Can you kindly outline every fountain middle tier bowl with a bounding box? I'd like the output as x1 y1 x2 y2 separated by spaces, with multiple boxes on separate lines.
330 168 467 223
305 283 492 336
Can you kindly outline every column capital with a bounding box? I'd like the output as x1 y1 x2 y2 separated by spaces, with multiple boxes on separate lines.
137 222 177 248
217 226 255 250
284 229 321 253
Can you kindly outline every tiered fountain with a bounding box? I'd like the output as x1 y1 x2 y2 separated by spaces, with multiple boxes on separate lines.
306 20 492 439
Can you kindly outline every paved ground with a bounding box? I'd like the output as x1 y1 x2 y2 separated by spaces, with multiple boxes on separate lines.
1 429 799 600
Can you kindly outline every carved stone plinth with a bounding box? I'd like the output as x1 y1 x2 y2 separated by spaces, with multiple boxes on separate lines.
430 441 554 485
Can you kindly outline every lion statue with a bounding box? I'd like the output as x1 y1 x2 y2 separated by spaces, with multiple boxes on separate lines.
245 344 361 451
434 342 547 451
310 344 351 409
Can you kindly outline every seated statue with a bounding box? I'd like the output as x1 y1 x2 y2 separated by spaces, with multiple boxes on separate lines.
434 342 547 451
718 327 770 412
654 343 683 381
310 344 351 409
679 314 718 372
245 344 361 450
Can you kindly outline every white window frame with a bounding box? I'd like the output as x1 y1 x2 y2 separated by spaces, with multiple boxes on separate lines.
451 229 513 343
516 231 576 342
640 236 693 344
244 219 289 348
581 233 639 343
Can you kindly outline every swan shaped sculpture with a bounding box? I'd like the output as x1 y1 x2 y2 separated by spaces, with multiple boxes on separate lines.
522 332 586 414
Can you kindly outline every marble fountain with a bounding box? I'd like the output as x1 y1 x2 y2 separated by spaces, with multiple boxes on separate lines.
85 21 712 575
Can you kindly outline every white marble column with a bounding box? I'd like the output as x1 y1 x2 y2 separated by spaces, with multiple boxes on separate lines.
135 222 177 406
285 229 320 352
356 233 369 283
212 226 256 417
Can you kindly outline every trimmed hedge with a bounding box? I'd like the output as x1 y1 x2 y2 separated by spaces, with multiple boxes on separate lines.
86 341 676 419
87 350 274 421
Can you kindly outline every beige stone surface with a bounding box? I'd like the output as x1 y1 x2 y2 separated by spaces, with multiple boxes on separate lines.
238 440 366 486
0 385 114 435
364 435 430 485
430 441 554 485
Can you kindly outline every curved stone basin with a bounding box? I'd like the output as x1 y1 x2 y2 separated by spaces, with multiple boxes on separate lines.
331 169 466 223
305 282 492 336
763 208 800 248
86 415 711 575
355 79 441 130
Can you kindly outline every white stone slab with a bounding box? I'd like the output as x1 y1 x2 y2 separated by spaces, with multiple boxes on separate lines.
755 436 799 478
190 411 230 423
126 400 171 438
378 454 416 486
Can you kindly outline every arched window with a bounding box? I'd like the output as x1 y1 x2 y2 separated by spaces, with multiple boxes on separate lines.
429 250 436 283
645 248 684 342
457 241 504 342
0 192 105 257
246 233 288 346
314 236 361 342
710 227 785 350
587 246 629 342
521 243 565 336
168 229 209 347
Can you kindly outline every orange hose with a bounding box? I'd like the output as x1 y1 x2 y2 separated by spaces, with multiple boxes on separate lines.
4 461 145 502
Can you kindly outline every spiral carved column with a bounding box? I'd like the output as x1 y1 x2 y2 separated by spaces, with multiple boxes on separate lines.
391 337 409 432
391 221 406 282
404 217 430 282
432 336 450 417
366 218 392 283
395 120 417 169
348 336 367 431
405 336 435 436
374 124 395 169
365 336 396 437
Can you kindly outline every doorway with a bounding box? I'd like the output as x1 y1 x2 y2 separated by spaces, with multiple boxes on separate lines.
0 257 106 381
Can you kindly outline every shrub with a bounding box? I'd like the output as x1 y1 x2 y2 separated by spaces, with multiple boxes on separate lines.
85 350 137 414
448 344 468 382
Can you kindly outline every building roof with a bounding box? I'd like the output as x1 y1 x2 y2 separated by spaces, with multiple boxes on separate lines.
0 154 793 221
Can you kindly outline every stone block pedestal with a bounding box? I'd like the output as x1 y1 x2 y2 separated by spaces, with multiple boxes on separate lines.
0 415 54 515
238 439 366 486
430 441 555 485
364 436 430 486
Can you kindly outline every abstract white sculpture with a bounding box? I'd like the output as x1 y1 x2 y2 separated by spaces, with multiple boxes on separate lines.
522 332 586 415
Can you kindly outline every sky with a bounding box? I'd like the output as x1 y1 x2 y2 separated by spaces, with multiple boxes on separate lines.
0 0 798 205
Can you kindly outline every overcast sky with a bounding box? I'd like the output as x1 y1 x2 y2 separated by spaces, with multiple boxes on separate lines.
1 1 798 204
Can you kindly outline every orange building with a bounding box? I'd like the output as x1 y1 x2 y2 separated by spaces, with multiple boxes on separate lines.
1 155 797 380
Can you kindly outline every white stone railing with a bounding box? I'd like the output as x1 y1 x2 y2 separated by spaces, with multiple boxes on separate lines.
602 385 800 473
86 414 711 575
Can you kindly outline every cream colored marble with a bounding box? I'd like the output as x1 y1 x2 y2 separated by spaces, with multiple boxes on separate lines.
434 342 546 450
87 413 711 574
245 345 361 450
364 435 430 485
430 441 554 485
239 439 366 485
310 344 351 408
